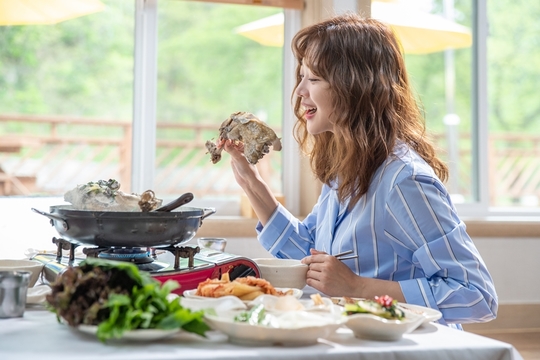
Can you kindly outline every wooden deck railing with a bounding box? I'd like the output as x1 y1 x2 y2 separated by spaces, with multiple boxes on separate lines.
488 133 540 205
0 114 281 199
1 114 538 207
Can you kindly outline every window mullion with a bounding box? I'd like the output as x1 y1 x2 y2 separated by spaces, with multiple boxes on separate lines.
132 0 158 193
455 0 488 217
475 0 490 213
282 9 302 216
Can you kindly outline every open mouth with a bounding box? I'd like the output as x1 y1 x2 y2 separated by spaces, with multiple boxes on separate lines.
305 107 317 116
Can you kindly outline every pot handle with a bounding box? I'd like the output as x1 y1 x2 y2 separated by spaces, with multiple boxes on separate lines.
201 207 216 221
31 208 69 231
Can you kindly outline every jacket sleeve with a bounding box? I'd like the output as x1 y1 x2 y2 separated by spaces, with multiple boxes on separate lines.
384 173 498 324
255 185 330 259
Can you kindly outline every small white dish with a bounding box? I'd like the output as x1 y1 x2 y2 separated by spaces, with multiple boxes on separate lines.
183 287 303 302
76 325 180 341
344 312 424 341
204 309 345 346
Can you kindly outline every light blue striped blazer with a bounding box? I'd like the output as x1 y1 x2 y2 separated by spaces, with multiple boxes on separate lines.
257 142 498 328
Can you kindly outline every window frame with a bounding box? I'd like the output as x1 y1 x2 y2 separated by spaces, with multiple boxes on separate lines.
132 0 540 220
455 0 540 218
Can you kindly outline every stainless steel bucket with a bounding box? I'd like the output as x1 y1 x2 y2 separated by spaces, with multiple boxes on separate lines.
0 271 31 318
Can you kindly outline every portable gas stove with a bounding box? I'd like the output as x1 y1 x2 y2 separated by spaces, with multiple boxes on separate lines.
31 237 261 295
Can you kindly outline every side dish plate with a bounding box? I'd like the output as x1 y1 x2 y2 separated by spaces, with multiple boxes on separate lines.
344 312 425 341
183 288 303 302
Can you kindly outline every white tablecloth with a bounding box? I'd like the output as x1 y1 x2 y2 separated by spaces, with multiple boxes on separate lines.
0 307 523 360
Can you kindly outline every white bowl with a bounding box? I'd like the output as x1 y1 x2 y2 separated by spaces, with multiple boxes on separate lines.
0 259 44 287
344 312 425 341
252 258 308 289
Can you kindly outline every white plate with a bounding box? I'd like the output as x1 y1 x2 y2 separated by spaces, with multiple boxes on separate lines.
183 288 303 302
76 325 180 341
344 312 425 341
249 294 342 314
204 309 345 346
397 303 442 324
331 297 442 325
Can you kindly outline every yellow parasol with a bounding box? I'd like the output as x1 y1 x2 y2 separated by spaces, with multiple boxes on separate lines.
371 1 472 54
235 1 472 54
235 13 284 47
0 0 105 26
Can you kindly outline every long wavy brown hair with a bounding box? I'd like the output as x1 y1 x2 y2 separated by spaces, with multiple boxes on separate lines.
291 13 448 208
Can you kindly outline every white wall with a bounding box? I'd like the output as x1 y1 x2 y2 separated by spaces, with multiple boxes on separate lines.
472 238 540 304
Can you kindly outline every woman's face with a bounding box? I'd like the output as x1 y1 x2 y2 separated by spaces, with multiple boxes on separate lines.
295 64 334 134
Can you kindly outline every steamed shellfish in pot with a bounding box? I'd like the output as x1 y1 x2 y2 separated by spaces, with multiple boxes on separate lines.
64 179 162 212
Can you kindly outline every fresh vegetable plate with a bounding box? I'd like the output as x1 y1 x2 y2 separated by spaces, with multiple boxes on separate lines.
47 258 210 343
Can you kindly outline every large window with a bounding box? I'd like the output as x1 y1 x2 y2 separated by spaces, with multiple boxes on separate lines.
372 0 540 217
0 1 135 258
383 0 475 205
1 0 539 223
0 1 135 195
153 1 284 214
486 0 540 211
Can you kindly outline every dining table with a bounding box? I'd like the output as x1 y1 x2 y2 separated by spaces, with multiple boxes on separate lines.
0 302 523 360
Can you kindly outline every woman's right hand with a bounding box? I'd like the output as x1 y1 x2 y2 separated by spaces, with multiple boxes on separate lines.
223 139 260 189
223 139 279 225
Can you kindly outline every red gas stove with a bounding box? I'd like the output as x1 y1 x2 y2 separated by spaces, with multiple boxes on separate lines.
31 237 261 295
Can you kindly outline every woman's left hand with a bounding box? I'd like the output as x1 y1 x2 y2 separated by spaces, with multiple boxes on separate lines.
301 249 360 297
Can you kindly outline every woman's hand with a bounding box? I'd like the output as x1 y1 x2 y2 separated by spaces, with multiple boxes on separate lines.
223 140 260 189
301 249 361 297
301 249 406 301
222 139 279 225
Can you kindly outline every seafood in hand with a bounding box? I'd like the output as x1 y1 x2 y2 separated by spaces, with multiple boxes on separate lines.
205 111 282 165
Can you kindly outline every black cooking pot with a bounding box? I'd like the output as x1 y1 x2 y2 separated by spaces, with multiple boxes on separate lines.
31 205 216 248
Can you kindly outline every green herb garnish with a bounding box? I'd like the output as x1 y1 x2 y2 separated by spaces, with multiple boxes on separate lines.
344 295 405 320
234 304 271 326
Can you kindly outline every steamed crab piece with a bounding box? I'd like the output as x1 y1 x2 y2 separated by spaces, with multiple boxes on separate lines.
205 139 223 164
205 111 282 165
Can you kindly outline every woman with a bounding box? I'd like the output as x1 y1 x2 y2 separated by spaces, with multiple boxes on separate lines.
224 13 497 327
